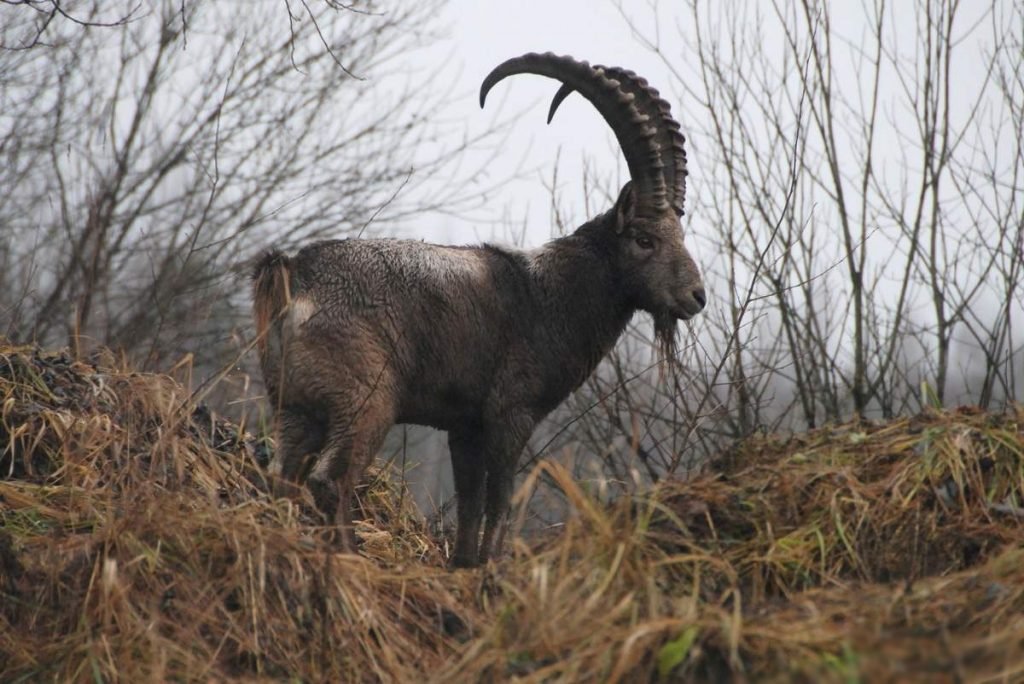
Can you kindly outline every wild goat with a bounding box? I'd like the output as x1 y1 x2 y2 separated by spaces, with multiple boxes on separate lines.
253 53 705 567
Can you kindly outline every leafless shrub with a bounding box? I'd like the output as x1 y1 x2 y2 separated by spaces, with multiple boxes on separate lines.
0 0 501 390
519 0 1022 509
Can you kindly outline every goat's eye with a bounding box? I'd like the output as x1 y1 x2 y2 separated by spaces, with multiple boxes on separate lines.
635 235 654 249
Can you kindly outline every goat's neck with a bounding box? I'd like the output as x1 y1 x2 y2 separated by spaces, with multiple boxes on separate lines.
530 226 634 376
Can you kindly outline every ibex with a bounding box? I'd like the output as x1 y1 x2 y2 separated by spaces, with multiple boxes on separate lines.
253 53 705 567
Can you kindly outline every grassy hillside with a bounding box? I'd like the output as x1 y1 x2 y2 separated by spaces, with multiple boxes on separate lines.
1 342 1022 682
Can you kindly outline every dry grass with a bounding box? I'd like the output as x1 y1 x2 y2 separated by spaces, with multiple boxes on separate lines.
1 341 1022 682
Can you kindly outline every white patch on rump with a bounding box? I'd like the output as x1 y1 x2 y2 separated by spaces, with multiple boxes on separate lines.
288 294 317 333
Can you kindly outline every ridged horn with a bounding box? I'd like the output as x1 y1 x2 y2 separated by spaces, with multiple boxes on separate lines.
546 65 687 217
480 52 673 218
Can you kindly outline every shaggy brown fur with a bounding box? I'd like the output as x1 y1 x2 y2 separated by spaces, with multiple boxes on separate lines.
253 54 706 567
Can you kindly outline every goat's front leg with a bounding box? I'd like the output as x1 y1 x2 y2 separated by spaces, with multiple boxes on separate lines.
478 414 535 564
448 428 486 568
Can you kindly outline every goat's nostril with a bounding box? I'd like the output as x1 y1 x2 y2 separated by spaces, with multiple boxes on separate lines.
693 288 707 310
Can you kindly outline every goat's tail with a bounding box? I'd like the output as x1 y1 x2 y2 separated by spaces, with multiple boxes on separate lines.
252 250 293 362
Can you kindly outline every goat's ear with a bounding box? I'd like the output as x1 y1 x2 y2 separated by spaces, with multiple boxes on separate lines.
612 181 636 234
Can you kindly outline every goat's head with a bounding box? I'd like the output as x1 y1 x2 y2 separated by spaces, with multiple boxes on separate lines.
480 53 705 357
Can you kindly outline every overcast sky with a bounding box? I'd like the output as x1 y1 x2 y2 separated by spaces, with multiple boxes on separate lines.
394 1 689 245
390 0 1000 255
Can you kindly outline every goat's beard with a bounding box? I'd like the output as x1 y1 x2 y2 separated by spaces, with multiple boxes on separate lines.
652 311 681 370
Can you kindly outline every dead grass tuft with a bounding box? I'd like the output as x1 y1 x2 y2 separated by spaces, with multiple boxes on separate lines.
1 341 1021 682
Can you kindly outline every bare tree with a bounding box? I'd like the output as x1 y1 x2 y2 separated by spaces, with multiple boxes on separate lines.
0 0 497 383
511 0 1023 519
0 0 139 50
602 0 1023 437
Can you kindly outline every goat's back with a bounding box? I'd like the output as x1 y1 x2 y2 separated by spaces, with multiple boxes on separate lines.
269 239 539 429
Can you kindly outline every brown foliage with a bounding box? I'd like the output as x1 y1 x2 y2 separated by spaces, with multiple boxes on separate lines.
1 341 1021 681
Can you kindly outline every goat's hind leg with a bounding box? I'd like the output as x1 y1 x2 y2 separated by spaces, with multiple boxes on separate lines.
307 395 394 553
269 407 325 497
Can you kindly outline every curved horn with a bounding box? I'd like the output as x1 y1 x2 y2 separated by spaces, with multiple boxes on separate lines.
547 66 687 217
546 83 574 124
480 52 671 218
